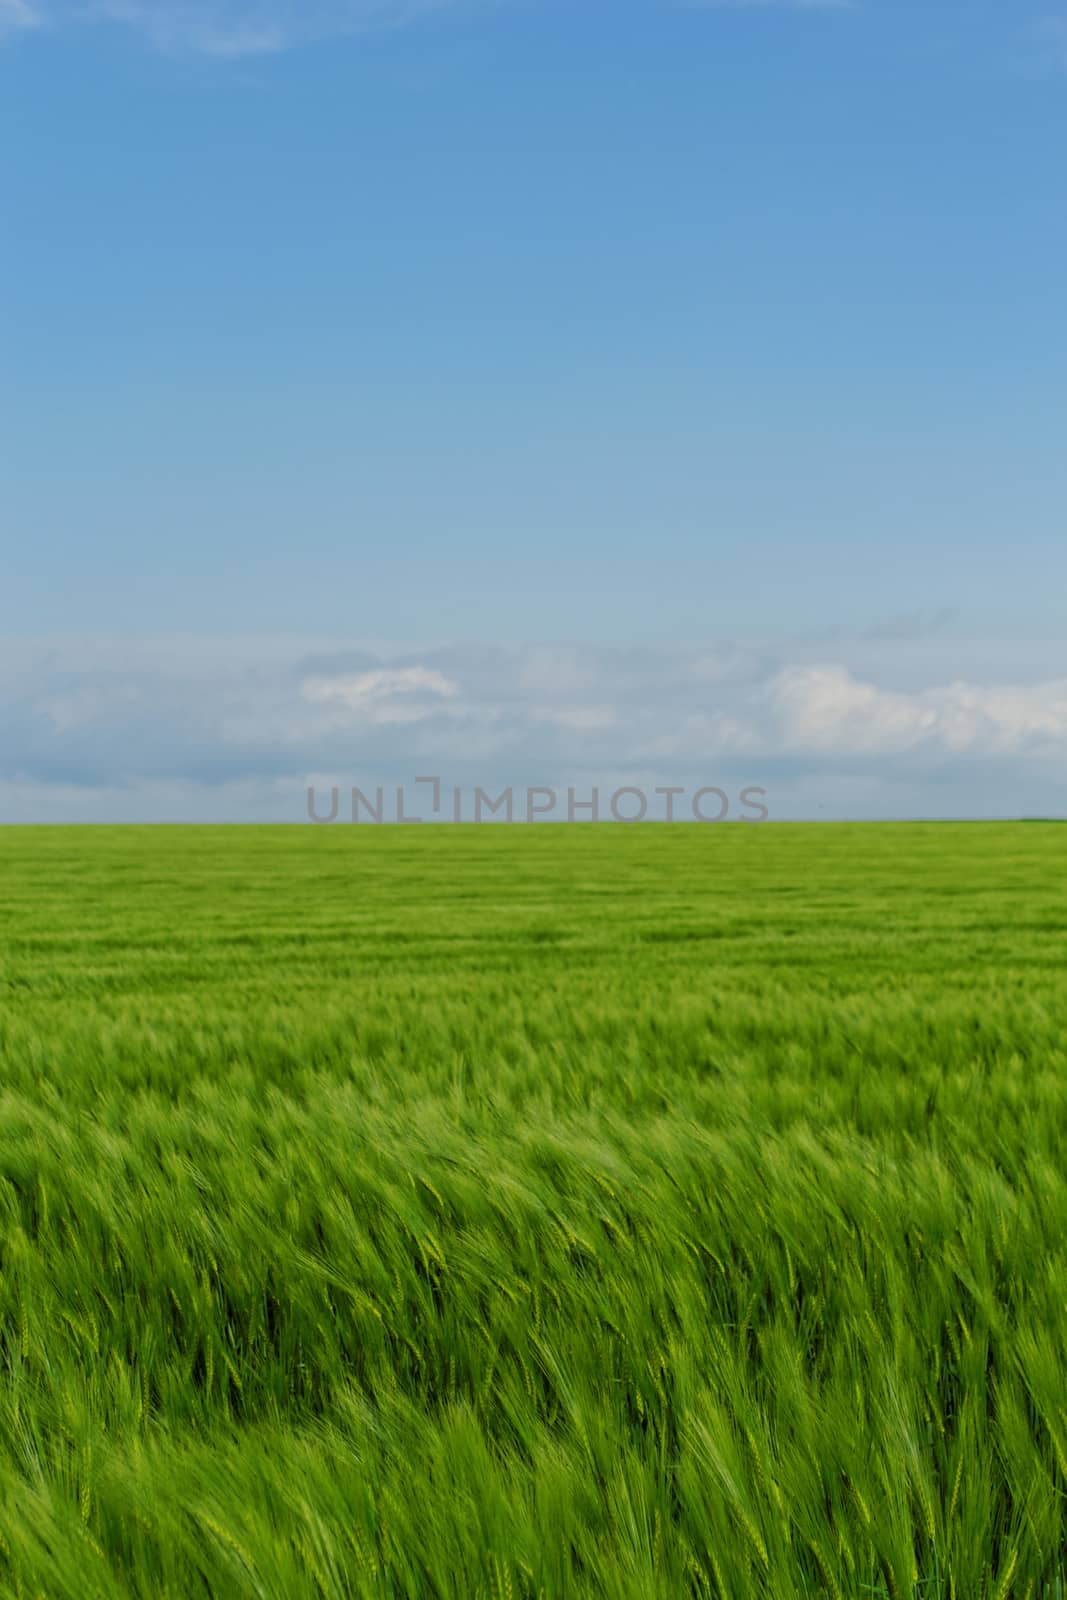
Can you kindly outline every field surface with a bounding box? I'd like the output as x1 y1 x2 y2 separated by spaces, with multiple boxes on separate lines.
0 822 1065 1599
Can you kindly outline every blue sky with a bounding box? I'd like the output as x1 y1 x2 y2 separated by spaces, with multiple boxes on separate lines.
2 0 1066 819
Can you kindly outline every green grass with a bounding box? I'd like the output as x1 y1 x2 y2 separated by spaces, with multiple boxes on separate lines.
1 822 1065 1599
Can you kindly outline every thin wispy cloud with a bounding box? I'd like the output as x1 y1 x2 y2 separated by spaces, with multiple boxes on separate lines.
1039 15 1067 70
680 0 849 10
0 0 41 36
90 2 287 57
2 0 479 55
3 0 853 54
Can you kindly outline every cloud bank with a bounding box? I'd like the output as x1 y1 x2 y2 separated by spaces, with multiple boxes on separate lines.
2 636 1066 822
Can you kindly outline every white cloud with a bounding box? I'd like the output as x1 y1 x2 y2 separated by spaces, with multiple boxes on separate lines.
771 665 1067 758
301 666 460 725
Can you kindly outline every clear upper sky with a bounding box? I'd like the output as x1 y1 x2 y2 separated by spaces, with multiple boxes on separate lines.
2 1 1066 820
4 0 1066 641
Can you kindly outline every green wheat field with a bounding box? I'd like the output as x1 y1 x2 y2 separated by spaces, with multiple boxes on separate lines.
1 822 1065 1599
